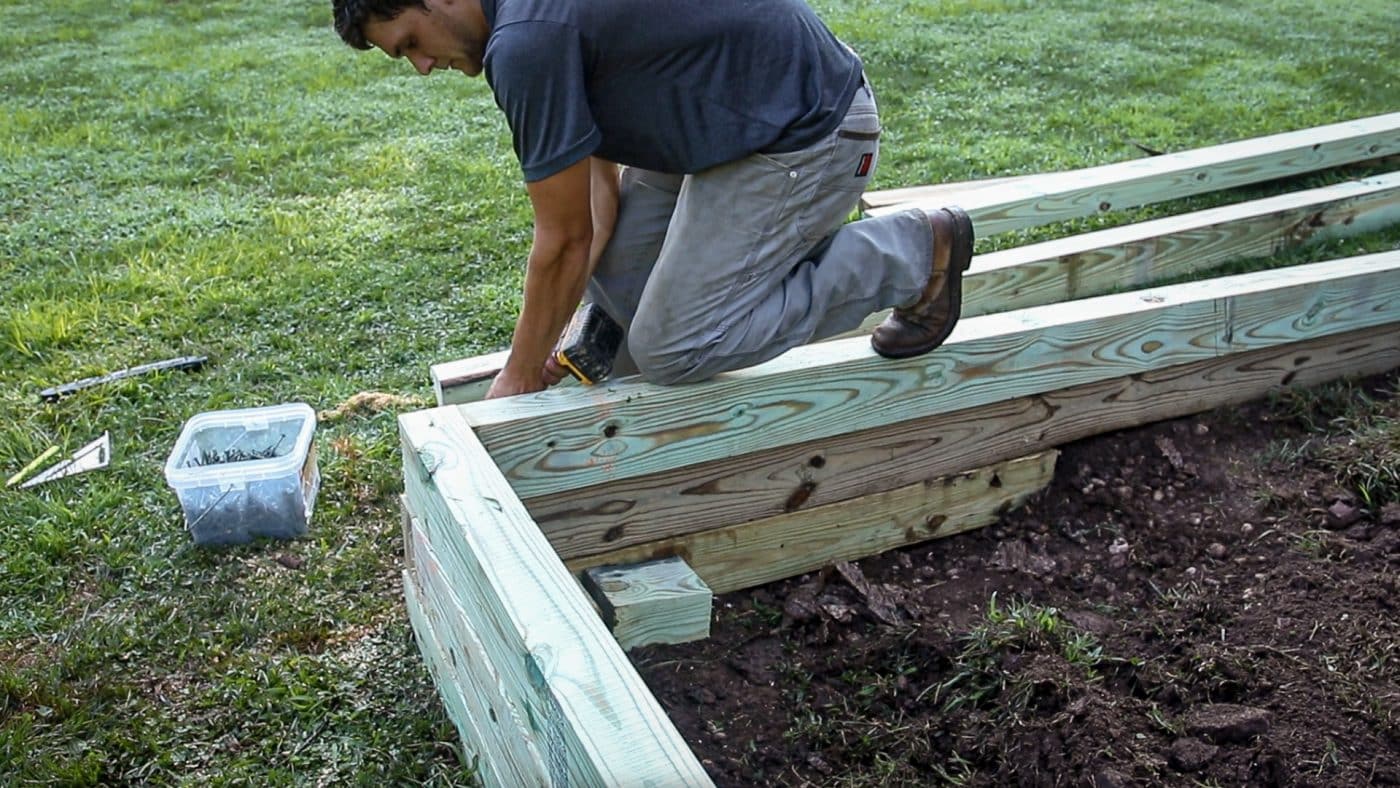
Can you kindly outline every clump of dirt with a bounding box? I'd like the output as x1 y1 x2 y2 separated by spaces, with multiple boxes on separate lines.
635 371 1399 787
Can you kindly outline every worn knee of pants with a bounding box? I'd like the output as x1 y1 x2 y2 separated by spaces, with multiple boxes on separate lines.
592 80 931 385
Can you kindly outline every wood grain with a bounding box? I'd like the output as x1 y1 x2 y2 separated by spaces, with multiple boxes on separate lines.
529 323 1400 560
404 556 553 787
859 173 1031 211
582 557 713 650
403 570 506 784
567 452 1057 595
401 408 712 787
859 153 1400 212
399 494 418 587
866 112 1400 228
463 253 1400 501
859 172 1400 330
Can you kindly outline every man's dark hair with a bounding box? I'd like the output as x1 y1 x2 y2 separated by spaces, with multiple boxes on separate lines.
332 0 425 50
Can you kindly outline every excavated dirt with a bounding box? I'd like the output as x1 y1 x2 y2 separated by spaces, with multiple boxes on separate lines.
634 371 1399 787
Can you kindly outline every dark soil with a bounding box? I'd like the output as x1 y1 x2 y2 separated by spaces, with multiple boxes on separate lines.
634 371 1400 787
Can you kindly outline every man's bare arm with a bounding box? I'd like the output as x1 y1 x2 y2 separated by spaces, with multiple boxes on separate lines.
488 157 594 398
538 157 622 387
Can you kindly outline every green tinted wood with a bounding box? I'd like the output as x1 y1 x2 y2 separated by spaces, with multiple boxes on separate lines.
464 252 1400 500
866 112 1400 230
400 409 713 787
568 452 1057 595
435 172 1400 406
583 557 713 650
531 323 1399 560
404 567 548 787
407 524 555 787
856 171 1400 330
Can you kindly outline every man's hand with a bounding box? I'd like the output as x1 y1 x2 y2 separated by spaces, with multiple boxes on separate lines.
484 354 570 399
488 157 619 400
486 366 548 399
543 354 569 386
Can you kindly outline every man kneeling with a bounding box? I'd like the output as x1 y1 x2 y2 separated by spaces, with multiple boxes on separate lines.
332 0 973 398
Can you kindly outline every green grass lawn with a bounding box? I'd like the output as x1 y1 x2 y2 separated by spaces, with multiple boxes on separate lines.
1 0 1397 783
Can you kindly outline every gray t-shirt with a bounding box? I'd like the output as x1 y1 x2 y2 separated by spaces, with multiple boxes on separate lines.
480 0 863 182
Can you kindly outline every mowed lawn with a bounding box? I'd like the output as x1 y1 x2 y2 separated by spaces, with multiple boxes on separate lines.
1 0 1397 783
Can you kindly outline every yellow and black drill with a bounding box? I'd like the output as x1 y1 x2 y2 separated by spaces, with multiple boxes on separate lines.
553 303 624 385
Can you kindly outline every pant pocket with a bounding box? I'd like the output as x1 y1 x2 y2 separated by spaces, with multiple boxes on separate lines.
788 131 879 242
824 92 882 197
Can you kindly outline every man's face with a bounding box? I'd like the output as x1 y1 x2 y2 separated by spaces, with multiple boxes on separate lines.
363 0 486 77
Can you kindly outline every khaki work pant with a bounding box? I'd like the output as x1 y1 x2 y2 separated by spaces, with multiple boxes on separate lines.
588 80 933 384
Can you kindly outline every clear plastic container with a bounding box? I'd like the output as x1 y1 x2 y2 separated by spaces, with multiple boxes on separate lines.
164 402 320 546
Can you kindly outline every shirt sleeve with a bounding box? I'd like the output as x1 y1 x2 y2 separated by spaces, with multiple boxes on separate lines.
484 21 602 182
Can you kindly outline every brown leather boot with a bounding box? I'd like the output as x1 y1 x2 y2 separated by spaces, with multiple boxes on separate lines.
870 206 975 359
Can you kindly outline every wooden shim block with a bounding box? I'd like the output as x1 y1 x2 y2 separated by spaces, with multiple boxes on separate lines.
408 525 555 786
433 172 1400 407
463 252 1400 501
567 452 1057 595
400 408 712 787
865 112 1400 232
404 568 546 787
531 323 1399 560
582 557 713 650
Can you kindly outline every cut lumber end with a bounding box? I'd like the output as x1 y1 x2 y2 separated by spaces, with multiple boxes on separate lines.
432 349 587 406
582 557 713 650
431 349 510 406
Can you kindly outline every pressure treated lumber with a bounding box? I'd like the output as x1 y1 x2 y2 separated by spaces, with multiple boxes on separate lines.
404 552 553 787
432 171 1400 406
859 173 1030 211
568 452 1057 594
582 557 713 650
859 153 1400 213
433 349 510 406
400 408 712 787
866 112 1400 229
855 172 1400 332
531 323 1399 560
405 571 518 786
461 252 1400 500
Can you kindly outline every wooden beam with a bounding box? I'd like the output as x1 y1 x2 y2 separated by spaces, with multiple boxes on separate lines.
530 323 1399 560
862 171 1400 329
404 555 553 787
860 173 1031 211
461 252 1400 500
433 171 1400 406
582 557 712 650
403 570 504 784
400 408 712 787
865 112 1400 233
568 452 1057 595
859 152 1400 213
